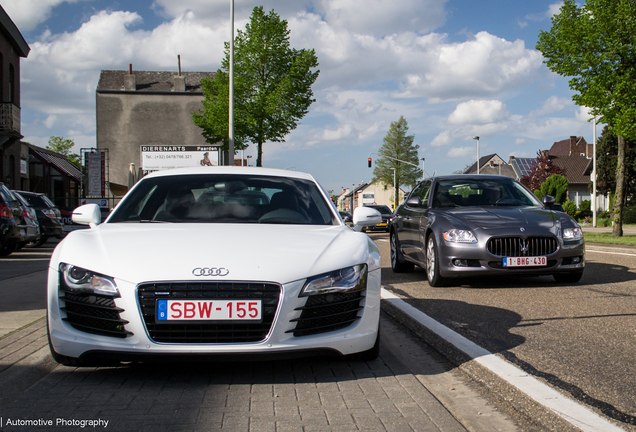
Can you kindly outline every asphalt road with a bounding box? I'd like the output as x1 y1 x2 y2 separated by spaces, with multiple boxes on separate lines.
369 232 636 431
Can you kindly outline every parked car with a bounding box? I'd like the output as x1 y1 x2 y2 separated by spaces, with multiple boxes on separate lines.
390 175 585 286
10 190 41 248
47 167 382 366
363 204 393 232
13 191 63 246
0 183 27 256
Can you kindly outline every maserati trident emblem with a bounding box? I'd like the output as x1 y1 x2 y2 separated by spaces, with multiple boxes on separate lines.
192 267 229 277
520 241 529 256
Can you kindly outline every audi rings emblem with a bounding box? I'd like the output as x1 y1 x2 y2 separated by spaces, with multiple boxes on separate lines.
192 267 230 277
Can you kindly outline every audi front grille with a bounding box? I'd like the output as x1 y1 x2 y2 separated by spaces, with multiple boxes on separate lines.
60 290 132 338
288 291 364 337
137 282 280 343
487 236 558 257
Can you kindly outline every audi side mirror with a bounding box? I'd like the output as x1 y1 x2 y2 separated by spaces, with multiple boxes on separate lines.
543 195 556 205
72 204 101 228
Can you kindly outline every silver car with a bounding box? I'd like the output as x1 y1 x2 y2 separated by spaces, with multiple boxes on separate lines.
390 175 585 286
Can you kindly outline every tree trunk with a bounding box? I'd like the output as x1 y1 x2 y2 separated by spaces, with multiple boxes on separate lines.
612 135 626 237
257 142 263 167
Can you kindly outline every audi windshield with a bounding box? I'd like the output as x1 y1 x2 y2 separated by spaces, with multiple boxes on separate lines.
108 174 338 225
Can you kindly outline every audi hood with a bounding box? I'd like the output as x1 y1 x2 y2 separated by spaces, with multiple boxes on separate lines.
50 223 379 285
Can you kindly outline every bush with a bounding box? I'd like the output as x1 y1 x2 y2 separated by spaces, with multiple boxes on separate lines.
598 210 611 219
574 209 592 221
534 190 543 200
563 200 577 216
597 217 612 227
540 174 569 203
622 206 636 224
579 200 591 212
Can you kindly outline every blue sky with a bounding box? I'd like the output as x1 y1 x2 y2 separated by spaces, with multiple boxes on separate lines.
3 0 594 194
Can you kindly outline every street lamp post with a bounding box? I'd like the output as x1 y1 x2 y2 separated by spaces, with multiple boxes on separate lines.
421 158 425 179
472 136 480 174
228 0 235 166
592 117 597 227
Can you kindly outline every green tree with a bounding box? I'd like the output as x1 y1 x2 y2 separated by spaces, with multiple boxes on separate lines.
47 136 80 167
536 0 636 236
540 174 569 204
193 6 319 167
592 126 636 202
372 117 422 208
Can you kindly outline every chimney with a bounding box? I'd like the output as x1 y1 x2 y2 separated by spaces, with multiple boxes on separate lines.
569 136 577 156
124 63 136 91
174 54 186 92
174 75 186 92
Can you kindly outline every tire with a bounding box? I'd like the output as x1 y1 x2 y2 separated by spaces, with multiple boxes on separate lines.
553 271 583 284
348 324 380 361
425 235 448 287
26 236 48 248
390 231 414 273
0 242 16 257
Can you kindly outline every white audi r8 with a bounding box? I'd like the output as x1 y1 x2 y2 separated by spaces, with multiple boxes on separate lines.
47 167 382 366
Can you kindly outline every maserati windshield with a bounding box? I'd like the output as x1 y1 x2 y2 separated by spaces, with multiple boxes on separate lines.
432 178 541 208
108 174 338 225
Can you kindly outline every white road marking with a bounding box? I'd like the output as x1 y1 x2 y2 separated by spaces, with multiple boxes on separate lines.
381 288 624 432
587 249 636 257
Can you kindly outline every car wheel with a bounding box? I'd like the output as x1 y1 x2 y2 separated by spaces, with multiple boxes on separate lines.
390 231 414 273
553 271 583 284
0 243 16 257
348 324 380 361
27 236 48 248
425 235 447 287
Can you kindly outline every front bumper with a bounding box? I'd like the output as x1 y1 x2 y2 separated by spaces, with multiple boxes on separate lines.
47 267 381 360
436 235 585 278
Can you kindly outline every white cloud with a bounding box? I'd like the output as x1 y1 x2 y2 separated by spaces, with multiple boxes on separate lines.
447 100 509 125
314 0 447 36
533 96 571 116
525 2 563 22
448 146 474 157
1 0 90 32
547 2 563 18
393 32 544 100
430 130 452 147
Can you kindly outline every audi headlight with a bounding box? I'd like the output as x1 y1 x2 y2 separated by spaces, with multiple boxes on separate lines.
443 229 477 243
563 227 583 241
59 263 119 296
300 264 367 297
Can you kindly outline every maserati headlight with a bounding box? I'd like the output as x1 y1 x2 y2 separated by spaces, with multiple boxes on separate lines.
300 264 367 296
59 263 119 296
443 229 477 243
563 227 583 241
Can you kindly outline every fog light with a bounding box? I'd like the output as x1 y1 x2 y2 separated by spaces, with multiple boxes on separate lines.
453 259 468 267
572 256 581 264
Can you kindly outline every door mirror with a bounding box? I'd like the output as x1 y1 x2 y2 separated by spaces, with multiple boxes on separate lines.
543 195 555 205
352 207 382 232
406 196 424 208
72 204 101 228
